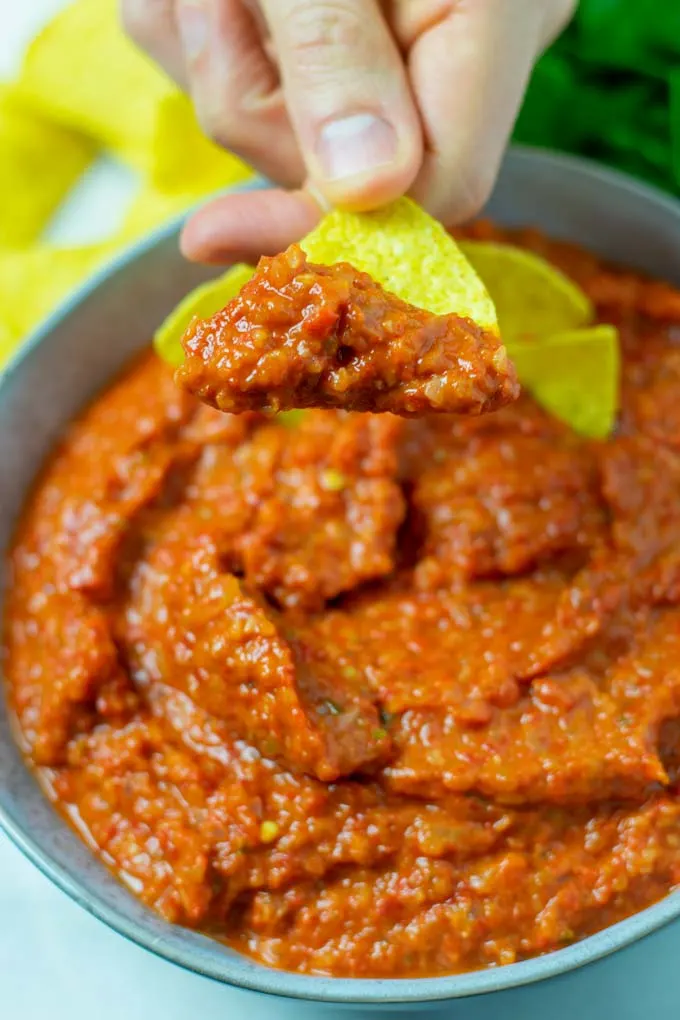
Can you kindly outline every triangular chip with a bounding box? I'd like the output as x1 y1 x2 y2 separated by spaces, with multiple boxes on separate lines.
278 410 307 428
459 240 593 342
0 85 94 246
17 0 254 191
0 319 19 368
17 0 177 173
176 240 516 417
301 198 497 331
120 185 203 244
153 264 255 367
155 199 498 369
508 325 619 439
151 199 618 438
151 93 252 192
0 244 114 353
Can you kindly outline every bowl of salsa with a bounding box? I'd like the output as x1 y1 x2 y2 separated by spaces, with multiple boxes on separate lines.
2 147 680 1011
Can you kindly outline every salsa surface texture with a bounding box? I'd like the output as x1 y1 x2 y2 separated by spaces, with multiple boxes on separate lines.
177 244 518 416
5 224 680 978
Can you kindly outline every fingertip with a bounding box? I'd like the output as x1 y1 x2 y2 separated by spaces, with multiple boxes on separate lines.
317 160 422 212
179 225 230 265
180 187 323 264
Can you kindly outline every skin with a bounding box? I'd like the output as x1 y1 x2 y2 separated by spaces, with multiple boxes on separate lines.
120 0 577 264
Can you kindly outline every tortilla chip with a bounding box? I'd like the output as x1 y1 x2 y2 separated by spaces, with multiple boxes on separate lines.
0 85 94 246
17 0 176 173
459 240 593 342
120 185 203 244
0 319 19 368
154 264 255 367
301 198 498 331
0 244 114 350
150 198 617 438
458 240 617 436
120 170 250 248
17 0 254 191
153 199 500 368
509 325 619 439
151 92 252 192
278 410 307 428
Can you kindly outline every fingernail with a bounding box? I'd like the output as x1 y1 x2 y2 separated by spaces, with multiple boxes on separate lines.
177 4 209 61
316 114 398 182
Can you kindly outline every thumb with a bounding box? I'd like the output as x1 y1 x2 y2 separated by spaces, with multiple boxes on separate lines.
259 0 422 210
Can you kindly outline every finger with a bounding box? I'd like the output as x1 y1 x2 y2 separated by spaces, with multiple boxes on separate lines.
259 0 423 210
405 0 569 225
120 0 187 86
180 187 323 263
538 0 579 48
176 0 305 187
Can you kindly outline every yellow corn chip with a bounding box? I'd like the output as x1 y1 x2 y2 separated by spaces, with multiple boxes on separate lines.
120 172 249 247
302 198 498 331
150 197 617 439
458 241 617 436
154 264 255 367
508 325 619 439
18 0 254 191
17 0 176 174
152 200 500 367
277 410 307 428
0 85 94 246
0 319 19 368
0 244 114 352
153 198 499 369
120 185 203 244
459 241 593 343
151 93 252 193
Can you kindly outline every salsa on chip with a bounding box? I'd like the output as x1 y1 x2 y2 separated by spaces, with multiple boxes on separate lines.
155 198 619 436
176 242 518 418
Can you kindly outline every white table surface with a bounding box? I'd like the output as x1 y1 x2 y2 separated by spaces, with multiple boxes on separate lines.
2 7 679 1019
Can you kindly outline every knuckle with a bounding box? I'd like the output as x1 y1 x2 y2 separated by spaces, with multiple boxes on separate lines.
392 0 455 47
285 1 366 67
196 103 250 155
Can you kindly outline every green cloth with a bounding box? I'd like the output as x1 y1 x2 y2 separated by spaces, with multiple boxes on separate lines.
514 0 680 195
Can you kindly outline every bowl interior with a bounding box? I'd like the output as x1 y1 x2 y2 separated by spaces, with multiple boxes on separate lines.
2 148 680 1006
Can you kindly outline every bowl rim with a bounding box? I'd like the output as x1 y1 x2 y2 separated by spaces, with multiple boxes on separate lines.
3 144 680 1005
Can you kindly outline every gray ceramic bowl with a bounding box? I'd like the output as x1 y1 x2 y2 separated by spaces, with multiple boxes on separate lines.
2 147 680 1013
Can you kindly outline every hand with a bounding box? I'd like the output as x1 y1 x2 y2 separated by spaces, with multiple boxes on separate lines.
121 0 576 262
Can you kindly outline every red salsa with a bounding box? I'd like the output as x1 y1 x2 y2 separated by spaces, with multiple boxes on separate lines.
177 244 518 416
5 224 680 978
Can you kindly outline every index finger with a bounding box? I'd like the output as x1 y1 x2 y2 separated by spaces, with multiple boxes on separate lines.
181 186 323 263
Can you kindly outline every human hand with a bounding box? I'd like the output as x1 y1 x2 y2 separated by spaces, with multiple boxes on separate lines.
121 0 576 262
